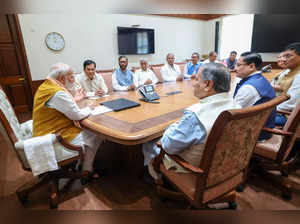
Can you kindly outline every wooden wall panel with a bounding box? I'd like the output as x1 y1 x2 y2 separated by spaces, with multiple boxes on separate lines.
0 15 12 43
0 45 21 76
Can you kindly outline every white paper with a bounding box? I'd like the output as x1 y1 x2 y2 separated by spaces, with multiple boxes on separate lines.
91 105 113 115
88 94 110 99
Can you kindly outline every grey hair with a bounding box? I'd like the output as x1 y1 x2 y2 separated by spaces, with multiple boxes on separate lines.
201 63 231 93
166 53 174 60
139 58 148 64
47 63 72 79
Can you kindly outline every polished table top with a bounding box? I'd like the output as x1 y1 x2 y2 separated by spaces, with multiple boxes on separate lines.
80 80 199 145
80 70 281 145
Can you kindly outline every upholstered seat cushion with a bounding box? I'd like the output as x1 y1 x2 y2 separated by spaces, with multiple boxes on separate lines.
15 139 79 169
159 163 197 201
160 163 243 204
254 134 283 160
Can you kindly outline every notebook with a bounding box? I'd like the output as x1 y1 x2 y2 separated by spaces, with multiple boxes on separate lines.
100 98 141 111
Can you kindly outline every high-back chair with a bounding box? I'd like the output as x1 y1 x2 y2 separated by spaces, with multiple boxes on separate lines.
149 64 164 83
152 95 289 209
97 69 115 94
253 98 300 200
0 85 89 209
175 62 186 74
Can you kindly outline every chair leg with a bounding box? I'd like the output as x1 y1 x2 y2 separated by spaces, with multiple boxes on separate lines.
16 174 52 204
49 178 59 209
260 169 292 200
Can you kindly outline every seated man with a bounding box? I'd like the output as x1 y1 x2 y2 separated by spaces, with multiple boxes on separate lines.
133 58 158 88
234 52 276 140
273 42 300 125
160 53 183 82
112 56 135 91
271 52 290 94
203 51 223 64
33 63 102 183
143 63 241 180
50 63 85 101
224 51 237 72
183 52 203 79
76 60 108 97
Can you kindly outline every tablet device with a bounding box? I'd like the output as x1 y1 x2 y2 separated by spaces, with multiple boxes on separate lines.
100 98 141 111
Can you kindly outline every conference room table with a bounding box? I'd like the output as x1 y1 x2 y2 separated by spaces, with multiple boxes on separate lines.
80 80 198 146
79 69 281 146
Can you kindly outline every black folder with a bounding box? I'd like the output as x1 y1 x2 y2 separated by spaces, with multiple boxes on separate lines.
100 98 140 111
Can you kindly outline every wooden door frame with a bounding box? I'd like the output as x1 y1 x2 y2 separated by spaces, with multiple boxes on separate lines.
13 14 34 97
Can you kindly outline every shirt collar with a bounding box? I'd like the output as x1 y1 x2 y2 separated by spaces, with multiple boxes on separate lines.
83 71 94 81
199 92 231 104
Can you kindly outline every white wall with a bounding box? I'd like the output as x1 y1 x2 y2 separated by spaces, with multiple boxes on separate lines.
219 14 280 61
18 14 213 80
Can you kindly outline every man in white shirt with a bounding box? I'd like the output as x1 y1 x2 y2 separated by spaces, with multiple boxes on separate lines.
160 53 183 82
203 51 223 64
133 58 158 88
76 60 108 97
33 63 102 184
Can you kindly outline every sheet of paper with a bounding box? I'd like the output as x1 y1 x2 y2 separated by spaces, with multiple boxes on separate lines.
90 105 113 115
88 94 110 100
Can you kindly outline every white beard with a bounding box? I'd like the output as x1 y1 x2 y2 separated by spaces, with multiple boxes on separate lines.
65 79 74 91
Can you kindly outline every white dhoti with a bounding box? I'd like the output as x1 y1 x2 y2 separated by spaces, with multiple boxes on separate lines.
71 130 103 172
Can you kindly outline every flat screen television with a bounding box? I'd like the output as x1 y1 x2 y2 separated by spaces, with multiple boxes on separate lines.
251 14 300 53
117 27 155 55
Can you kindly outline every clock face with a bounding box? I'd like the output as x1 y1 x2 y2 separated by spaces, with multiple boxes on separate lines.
45 32 65 51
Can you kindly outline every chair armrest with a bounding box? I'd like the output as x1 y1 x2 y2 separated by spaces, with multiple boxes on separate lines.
262 127 294 136
155 142 204 174
277 109 291 116
55 133 83 152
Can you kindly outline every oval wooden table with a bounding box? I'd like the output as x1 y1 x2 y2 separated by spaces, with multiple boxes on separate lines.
80 80 199 145
80 69 281 145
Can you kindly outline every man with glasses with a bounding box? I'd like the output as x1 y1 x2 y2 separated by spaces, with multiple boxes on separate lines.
273 42 300 125
233 52 276 140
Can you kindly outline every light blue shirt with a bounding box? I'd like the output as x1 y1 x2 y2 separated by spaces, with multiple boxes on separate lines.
143 110 206 166
115 68 133 86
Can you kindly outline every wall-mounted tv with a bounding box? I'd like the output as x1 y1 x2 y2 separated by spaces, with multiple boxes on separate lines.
251 14 300 53
117 27 155 55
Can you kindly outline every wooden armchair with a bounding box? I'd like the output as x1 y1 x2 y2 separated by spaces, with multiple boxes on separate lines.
253 97 300 200
0 86 89 209
152 95 289 209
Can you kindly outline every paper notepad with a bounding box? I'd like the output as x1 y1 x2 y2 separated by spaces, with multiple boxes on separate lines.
91 105 113 115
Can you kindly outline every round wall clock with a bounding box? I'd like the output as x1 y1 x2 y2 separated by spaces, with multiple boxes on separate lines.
45 32 65 51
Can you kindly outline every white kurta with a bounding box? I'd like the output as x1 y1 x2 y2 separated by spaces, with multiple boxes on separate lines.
160 64 181 82
46 91 102 171
76 72 108 95
133 69 159 87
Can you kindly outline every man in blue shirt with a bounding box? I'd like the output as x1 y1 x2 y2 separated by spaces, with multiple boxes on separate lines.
112 56 135 91
143 63 241 180
183 52 203 79
224 51 237 72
